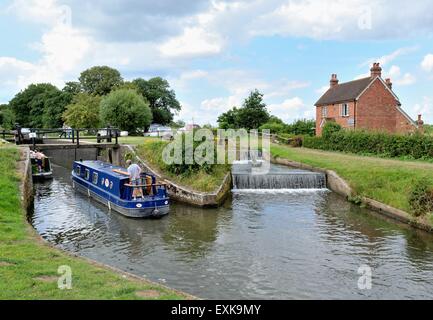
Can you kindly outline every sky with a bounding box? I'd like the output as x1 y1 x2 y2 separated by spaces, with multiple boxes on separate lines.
1 0 433 125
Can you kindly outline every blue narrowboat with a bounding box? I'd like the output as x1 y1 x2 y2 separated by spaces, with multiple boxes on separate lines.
71 160 169 218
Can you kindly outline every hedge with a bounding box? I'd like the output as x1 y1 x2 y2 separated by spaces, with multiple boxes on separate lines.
303 130 433 160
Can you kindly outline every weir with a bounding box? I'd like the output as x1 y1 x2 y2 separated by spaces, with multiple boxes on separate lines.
232 162 326 190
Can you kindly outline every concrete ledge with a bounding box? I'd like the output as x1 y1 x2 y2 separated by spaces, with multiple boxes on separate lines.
123 145 232 207
272 155 433 233
18 146 34 213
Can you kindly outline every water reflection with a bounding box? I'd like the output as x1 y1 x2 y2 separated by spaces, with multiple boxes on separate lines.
31 164 433 299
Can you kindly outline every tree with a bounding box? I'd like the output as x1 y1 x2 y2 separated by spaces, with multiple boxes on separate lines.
9 83 61 127
42 91 74 128
217 90 270 130
217 107 240 129
62 81 82 95
170 119 185 129
100 89 152 132
132 77 181 125
236 90 270 130
62 93 102 128
0 104 15 129
79 66 123 96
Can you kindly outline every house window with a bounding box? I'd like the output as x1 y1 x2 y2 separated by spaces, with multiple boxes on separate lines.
341 103 349 117
85 169 90 180
92 172 98 185
322 106 328 118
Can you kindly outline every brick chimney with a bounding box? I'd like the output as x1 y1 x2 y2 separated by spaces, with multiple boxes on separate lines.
417 114 424 126
385 78 393 90
330 74 339 88
370 62 382 78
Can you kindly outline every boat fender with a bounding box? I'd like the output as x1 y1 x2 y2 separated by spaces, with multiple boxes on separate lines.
108 201 111 211
152 209 160 217
87 189 90 197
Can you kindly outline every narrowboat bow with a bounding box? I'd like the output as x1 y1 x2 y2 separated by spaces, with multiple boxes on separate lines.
71 160 169 218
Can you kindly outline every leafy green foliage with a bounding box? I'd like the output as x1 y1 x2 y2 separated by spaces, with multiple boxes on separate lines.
303 128 433 160
236 90 270 130
260 118 315 137
133 77 181 125
164 131 216 176
62 81 82 95
217 107 240 129
0 104 15 129
62 93 102 128
409 180 433 217
286 119 316 136
79 66 123 96
136 138 230 192
170 120 186 129
322 121 342 139
424 124 433 136
100 89 152 132
218 90 270 130
42 91 74 128
9 83 66 127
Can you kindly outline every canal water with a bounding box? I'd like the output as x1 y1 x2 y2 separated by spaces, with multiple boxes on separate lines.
31 164 433 299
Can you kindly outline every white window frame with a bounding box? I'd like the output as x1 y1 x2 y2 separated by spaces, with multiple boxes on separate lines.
341 103 349 117
92 172 98 185
322 106 328 118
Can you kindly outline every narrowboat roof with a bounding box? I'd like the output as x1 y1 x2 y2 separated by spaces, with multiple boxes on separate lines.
74 160 129 179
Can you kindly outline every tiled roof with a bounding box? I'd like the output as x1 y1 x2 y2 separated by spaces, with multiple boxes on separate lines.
315 77 374 106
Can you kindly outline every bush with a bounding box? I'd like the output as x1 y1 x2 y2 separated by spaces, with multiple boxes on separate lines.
304 127 433 160
322 122 342 139
163 131 217 176
303 136 325 149
409 180 433 217
259 121 287 134
286 119 316 136
289 136 303 148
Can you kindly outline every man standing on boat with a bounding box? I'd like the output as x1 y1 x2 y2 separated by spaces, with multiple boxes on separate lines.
126 160 144 200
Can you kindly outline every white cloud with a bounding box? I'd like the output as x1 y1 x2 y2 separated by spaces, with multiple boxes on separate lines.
413 96 433 124
421 54 433 73
158 26 223 58
268 97 314 122
384 65 416 86
316 86 330 95
361 47 418 67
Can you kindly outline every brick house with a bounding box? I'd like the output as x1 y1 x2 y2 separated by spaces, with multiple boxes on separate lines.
314 63 423 136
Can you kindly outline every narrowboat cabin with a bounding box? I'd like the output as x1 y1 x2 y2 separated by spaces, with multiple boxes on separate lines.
71 160 169 218
30 150 53 180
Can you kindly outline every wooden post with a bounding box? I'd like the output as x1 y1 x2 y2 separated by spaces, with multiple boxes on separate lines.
76 129 80 147
72 129 75 144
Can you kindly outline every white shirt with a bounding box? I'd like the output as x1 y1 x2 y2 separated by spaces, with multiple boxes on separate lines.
127 164 141 181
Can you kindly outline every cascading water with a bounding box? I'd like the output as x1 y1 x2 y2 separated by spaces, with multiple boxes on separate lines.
232 162 326 190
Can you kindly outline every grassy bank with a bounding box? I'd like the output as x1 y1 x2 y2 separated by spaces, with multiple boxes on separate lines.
271 144 433 216
0 145 188 300
135 139 230 193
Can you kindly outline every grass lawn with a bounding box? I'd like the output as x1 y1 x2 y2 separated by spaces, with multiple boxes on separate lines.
271 143 433 215
135 139 230 193
0 145 188 300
